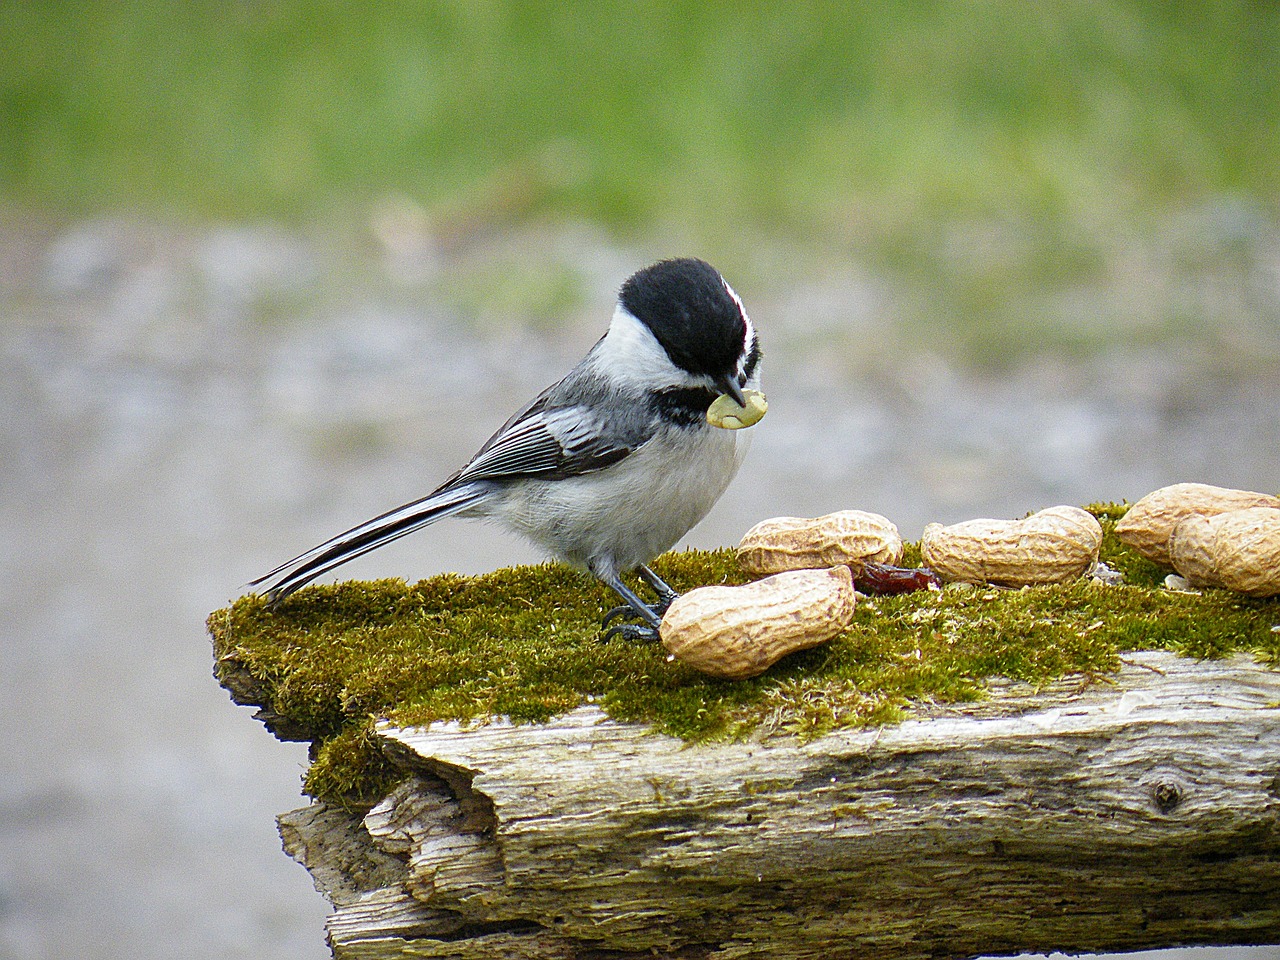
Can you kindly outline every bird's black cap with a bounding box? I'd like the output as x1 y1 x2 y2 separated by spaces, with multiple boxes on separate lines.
620 258 748 380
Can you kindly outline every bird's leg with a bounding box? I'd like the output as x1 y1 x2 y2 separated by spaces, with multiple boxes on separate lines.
597 572 663 643
636 564 679 614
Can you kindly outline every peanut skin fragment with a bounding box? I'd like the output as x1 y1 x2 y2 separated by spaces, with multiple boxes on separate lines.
737 510 904 577
920 505 1102 587
1170 506 1280 597
1114 483 1280 568
859 562 943 595
660 566 855 680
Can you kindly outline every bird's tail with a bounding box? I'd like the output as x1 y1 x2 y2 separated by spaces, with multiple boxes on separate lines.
250 483 488 605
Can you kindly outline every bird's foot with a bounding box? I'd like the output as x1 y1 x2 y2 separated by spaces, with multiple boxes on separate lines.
601 595 673 628
601 601 664 642
602 620 661 643
636 565 679 613
596 568 678 643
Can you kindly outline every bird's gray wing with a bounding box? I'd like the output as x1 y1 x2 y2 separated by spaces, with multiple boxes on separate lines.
443 392 646 487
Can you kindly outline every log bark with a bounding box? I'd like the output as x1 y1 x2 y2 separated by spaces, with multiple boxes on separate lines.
278 650 1280 960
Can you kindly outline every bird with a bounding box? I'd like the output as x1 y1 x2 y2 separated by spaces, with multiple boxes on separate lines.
251 257 762 641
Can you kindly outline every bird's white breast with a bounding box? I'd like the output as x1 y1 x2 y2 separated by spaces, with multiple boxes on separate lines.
492 422 749 577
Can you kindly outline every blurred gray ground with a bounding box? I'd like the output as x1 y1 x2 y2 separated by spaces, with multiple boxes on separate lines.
1 217 1278 960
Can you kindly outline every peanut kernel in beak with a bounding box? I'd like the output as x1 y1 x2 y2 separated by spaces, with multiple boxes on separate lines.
707 389 767 430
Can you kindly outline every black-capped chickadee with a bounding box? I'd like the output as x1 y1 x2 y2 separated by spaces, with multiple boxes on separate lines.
252 257 762 641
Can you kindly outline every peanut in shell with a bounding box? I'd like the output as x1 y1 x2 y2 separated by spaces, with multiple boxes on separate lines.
737 510 903 577
1114 482 1280 568
920 505 1102 587
1169 506 1280 597
660 566 855 680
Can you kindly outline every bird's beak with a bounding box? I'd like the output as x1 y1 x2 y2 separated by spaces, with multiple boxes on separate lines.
715 374 747 408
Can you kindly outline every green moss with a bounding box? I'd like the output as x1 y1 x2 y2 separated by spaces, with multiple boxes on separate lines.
1088 500 1171 589
210 505 1280 810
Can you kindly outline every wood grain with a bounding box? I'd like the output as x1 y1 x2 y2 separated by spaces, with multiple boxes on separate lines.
279 650 1280 959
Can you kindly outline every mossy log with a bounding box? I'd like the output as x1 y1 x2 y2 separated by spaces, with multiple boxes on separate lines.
272 649 1280 960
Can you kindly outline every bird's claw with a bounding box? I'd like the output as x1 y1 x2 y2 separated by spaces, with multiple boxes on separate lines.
649 594 676 617
598 568 678 642
602 621 661 643
603 594 674 628
602 604 633 628
600 603 663 643
600 603 661 642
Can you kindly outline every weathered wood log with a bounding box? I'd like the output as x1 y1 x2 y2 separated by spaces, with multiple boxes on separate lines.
279 650 1280 960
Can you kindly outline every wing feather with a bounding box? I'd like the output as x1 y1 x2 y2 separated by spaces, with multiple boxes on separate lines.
452 404 635 484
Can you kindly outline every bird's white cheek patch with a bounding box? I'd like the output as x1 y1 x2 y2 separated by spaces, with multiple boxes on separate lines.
706 389 768 430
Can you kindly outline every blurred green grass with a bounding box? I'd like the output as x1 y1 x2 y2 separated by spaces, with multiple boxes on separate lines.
3 1 1278 359
4 1 1276 227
